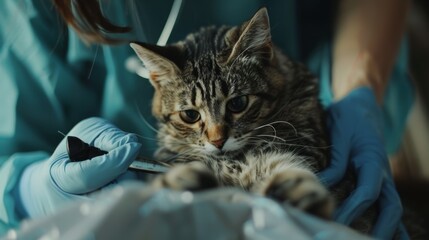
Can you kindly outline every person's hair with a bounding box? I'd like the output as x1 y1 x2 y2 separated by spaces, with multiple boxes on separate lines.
52 0 131 44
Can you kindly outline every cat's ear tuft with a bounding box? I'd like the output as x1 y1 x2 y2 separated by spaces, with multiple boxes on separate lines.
226 7 273 63
130 42 182 88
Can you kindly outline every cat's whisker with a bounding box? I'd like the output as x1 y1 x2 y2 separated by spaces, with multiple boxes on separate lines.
262 106 300 135
267 142 332 149
245 136 273 145
133 133 160 142
161 148 197 163
245 138 283 152
256 134 287 142
256 120 298 136
134 133 201 150
254 123 277 138
150 134 203 151
169 138 205 150
163 137 208 155
134 102 160 134
248 132 331 150
162 140 189 147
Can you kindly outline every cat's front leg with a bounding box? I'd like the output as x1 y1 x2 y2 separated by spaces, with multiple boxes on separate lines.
259 167 334 219
151 162 219 192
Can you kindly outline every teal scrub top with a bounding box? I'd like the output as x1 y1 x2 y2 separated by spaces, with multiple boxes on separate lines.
0 0 413 234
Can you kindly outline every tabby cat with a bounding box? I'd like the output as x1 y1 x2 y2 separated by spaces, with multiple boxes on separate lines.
131 8 333 220
129 7 429 238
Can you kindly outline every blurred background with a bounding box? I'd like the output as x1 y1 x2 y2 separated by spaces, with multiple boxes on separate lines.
391 0 429 230
392 0 429 182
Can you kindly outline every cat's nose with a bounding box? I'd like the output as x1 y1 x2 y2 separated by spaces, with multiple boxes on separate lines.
210 138 226 149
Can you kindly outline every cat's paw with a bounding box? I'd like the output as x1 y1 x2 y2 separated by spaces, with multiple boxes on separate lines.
151 162 219 192
261 168 334 219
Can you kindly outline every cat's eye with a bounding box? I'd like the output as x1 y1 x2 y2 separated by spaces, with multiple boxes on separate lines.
180 110 201 123
227 96 249 113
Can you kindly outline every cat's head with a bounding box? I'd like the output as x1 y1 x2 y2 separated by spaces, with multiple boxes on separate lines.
131 8 290 157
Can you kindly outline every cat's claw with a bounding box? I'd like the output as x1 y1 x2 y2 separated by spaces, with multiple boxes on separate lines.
152 162 219 192
262 168 334 219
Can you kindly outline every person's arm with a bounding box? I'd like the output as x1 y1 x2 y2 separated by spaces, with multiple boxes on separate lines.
0 0 139 234
318 1 411 238
332 0 410 102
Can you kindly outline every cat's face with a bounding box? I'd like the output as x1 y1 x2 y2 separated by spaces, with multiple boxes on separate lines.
151 58 277 156
131 8 286 157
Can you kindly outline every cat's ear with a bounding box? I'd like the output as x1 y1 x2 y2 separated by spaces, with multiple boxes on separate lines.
226 8 273 63
130 42 183 88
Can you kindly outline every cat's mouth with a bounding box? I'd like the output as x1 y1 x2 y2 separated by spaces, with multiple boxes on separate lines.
204 137 245 156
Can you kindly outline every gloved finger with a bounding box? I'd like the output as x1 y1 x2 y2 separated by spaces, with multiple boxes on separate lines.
317 161 347 187
67 117 140 150
334 160 383 224
93 129 139 151
68 117 114 142
52 142 141 194
371 180 404 239
317 111 350 186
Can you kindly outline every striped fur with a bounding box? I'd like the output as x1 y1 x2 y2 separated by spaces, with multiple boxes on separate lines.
132 8 333 219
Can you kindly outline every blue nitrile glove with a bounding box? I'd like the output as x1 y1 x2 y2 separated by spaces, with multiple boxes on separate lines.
318 87 407 239
15 117 141 218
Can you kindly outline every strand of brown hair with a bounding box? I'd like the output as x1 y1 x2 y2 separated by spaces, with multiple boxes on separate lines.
52 0 131 44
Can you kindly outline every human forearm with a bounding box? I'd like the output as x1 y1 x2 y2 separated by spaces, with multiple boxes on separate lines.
332 0 410 101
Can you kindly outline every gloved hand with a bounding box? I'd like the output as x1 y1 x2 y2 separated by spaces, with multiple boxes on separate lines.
317 87 407 239
15 117 141 218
